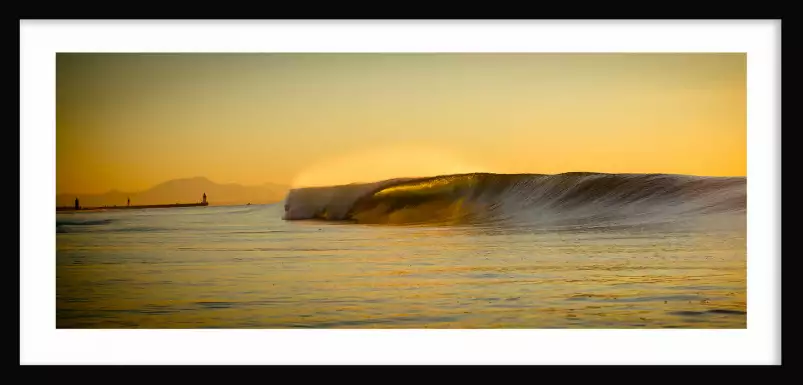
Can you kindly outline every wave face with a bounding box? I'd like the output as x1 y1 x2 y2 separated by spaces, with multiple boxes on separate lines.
282 172 746 227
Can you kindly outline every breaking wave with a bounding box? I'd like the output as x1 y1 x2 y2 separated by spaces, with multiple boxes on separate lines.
282 172 746 227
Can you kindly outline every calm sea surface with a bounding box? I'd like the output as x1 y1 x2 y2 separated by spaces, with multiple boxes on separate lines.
56 203 746 328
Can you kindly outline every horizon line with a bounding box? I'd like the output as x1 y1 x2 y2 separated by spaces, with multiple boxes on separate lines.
57 176 291 196
57 170 747 196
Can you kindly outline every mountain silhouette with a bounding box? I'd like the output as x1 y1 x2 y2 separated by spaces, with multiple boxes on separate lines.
57 177 289 207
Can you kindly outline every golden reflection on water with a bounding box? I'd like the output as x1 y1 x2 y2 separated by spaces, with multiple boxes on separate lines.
57 206 745 328
373 174 478 198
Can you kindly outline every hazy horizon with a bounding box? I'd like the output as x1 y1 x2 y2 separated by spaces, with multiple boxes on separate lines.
57 53 745 195
57 175 289 196
55 175 289 207
57 169 746 197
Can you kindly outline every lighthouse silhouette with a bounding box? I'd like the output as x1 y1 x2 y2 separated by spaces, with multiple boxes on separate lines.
202 193 207 204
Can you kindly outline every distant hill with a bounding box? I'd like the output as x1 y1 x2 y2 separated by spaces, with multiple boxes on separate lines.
57 177 290 207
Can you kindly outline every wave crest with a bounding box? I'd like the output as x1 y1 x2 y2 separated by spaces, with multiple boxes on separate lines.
282 172 746 227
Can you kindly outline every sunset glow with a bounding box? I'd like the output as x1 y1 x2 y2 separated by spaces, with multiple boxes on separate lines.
57 53 745 194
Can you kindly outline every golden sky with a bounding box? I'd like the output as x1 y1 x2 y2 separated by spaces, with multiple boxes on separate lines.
57 53 745 194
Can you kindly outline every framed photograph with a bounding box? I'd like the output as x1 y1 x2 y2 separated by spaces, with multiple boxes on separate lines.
21 19 781 365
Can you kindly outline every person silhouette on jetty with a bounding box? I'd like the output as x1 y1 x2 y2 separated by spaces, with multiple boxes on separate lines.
74 197 79 210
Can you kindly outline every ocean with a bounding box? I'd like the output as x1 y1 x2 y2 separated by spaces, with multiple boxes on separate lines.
56 172 746 328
